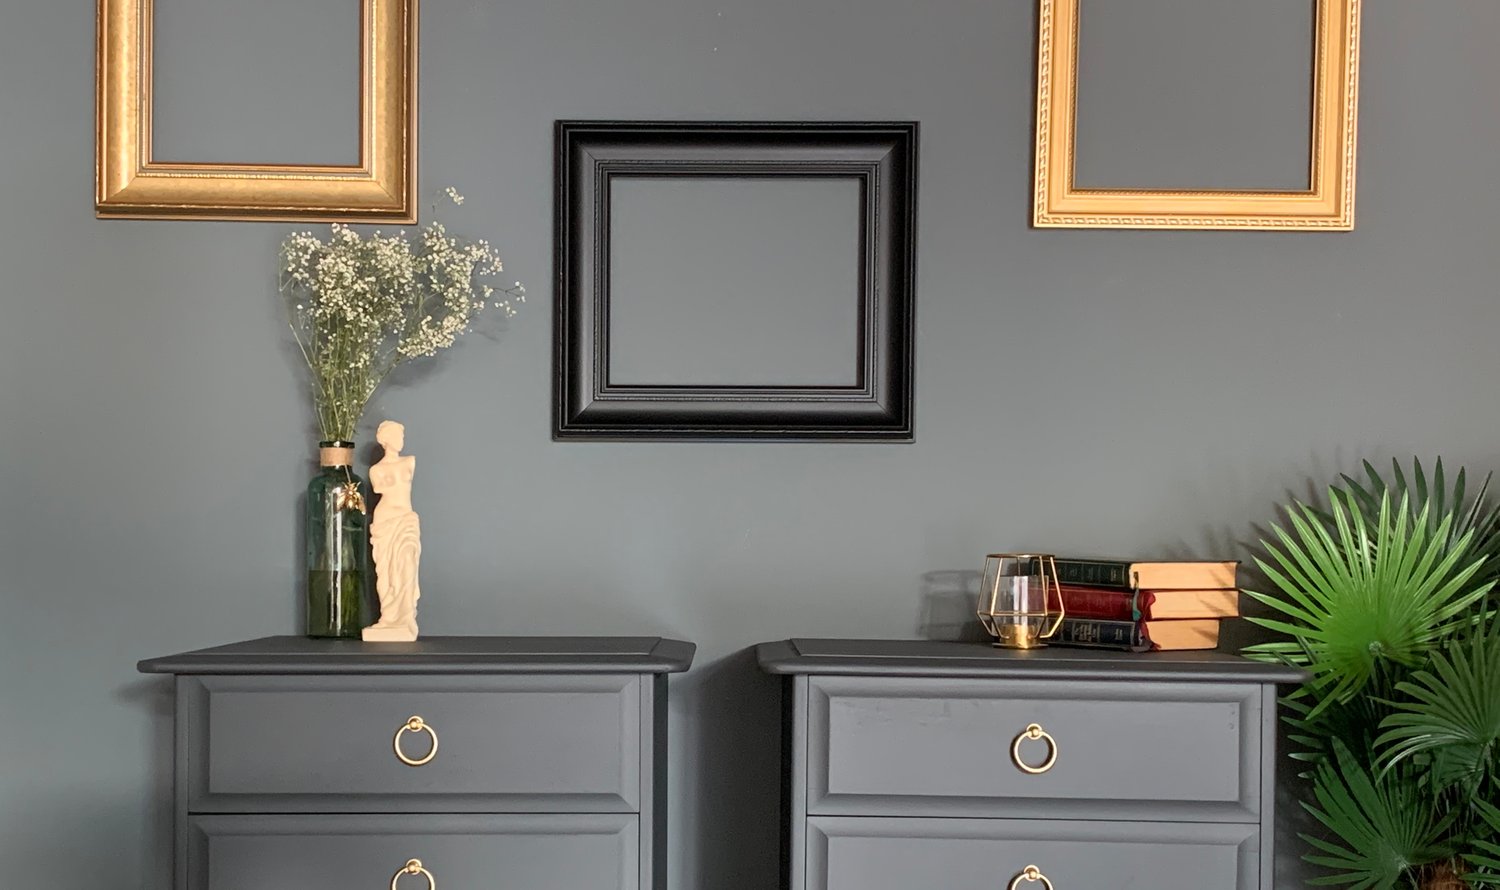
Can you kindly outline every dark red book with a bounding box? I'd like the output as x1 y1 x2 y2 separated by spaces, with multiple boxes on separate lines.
1056 584 1239 621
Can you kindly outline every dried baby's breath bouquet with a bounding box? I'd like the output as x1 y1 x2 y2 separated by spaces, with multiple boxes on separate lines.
279 188 525 442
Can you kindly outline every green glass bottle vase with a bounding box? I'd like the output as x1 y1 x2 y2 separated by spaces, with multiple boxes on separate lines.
305 441 370 638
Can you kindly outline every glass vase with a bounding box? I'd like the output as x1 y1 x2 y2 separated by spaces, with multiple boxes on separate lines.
305 441 370 638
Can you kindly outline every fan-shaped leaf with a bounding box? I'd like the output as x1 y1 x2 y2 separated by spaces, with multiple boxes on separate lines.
1245 490 1494 720
1300 740 1451 888
1376 620 1500 790
1467 798 1500 885
1330 458 1500 595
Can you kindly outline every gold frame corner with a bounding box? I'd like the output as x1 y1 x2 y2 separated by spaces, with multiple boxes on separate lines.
1032 0 1361 232
95 0 418 222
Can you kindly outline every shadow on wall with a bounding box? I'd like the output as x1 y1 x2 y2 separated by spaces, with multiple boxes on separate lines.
917 569 987 642
127 676 175 884
687 647 782 890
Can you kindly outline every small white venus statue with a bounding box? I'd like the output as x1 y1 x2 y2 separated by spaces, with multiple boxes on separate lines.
363 420 422 642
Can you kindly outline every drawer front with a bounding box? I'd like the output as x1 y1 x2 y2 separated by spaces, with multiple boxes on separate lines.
180 674 642 813
808 676 1260 821
808 816 1258 890
187 813 638 890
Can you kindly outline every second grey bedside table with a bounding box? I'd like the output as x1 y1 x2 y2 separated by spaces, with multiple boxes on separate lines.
758 639 1304 890
140 635 694 890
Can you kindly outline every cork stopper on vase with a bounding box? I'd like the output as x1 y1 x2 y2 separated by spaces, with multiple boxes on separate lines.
319 442 355 467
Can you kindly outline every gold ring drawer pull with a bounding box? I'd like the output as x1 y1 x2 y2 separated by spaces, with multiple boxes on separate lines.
393 716 439 767
1010 723 1058 774
391 858 435 890
1008 865 1055 890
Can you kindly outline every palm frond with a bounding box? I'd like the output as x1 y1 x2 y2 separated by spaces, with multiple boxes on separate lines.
1301 740 1452 888
1244 489 1494 719
1333 458 1500 595
1282 666 1403 766
1467 797 1500 886
1375 618 1500 791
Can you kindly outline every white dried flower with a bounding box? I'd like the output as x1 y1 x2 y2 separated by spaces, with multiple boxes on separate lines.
277 188 523 441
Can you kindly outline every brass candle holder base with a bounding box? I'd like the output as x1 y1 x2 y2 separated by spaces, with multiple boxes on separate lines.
977 553 1066 649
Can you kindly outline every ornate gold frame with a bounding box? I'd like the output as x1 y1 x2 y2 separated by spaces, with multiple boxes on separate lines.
1033 0 1361 231
96 0 417 222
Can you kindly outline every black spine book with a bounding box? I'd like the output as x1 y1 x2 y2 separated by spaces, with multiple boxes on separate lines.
1049 618 1151 652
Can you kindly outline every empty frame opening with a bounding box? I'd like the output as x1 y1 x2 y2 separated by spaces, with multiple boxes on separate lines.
1072 0 1316 192
150 0 361 166
605 177 864 388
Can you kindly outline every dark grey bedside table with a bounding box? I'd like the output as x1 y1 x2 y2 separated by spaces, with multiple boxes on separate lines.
141 635 694 890
758 639 1305 890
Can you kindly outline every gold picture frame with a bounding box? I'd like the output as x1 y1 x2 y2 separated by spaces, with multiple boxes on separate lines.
96 0 417 222
1033 0 1361 231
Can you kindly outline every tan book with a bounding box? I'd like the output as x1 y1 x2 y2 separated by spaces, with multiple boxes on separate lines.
1053 617 1222 652
1142 618 1221 651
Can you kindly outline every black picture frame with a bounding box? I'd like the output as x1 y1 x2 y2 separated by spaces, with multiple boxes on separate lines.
554 121 918 441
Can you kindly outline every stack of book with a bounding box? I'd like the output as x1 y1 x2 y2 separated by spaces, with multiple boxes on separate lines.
1047 557 1240 652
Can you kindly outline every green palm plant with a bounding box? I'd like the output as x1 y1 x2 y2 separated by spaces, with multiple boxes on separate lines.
1245 459 1500 890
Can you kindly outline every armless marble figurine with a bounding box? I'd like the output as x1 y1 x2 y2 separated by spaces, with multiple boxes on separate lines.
363 420 422 641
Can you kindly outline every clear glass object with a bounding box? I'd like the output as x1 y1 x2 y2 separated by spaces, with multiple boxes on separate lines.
305 441 370 638
977 553 1066 649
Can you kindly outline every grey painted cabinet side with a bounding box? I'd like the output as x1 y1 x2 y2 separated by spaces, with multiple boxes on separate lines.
1259 683 1281 889
641 673 668 890
782 675 810 890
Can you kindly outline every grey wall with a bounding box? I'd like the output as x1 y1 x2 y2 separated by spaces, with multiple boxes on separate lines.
2 1 1498 887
